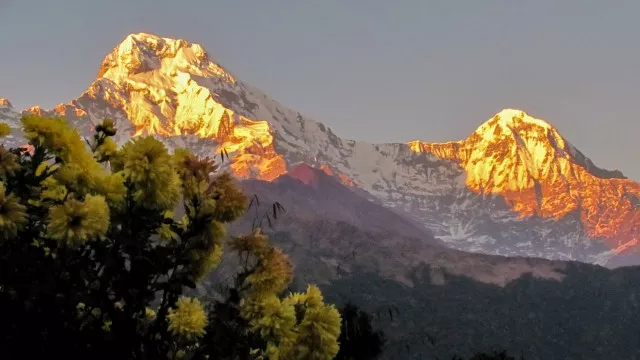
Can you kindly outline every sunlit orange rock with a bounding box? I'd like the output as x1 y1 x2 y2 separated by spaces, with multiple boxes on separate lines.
26 105 44 116
320 164 356 187
52 103 88 118
409 109 640 253
85 33 288 182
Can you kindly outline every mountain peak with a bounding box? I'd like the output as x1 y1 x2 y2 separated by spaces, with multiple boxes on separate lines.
96 33 234 84
409 108 633 223
496 108 550 127
81 33 285 181
89 32 241 138
469 109 625 179
469 109 569 166
473 108 555 141
0 98 12 108
408 109 564 163
26 105 45 115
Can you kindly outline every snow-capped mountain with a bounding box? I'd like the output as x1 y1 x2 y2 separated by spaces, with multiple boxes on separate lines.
409 110 640 263
2 32 639 266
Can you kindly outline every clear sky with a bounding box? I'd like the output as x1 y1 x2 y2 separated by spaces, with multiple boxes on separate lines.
1 0 639 179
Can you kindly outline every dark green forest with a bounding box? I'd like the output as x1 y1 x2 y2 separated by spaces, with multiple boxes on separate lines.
323 263 640 360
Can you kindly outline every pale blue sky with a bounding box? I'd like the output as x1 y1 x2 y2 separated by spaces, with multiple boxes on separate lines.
1 0 639 179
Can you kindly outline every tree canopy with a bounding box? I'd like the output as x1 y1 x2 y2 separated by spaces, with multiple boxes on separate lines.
0 116 341 359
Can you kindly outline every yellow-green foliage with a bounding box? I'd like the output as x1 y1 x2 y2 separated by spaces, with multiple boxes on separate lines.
46 194 110 247
232 230 342 360
0 183 27 240
0 123 11 137
167 296 208 340
0 115 342 359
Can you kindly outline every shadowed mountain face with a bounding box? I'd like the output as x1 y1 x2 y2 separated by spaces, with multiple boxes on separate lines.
204 165 640 360
224 165 569 288
241 163 436 241
1 32 639 266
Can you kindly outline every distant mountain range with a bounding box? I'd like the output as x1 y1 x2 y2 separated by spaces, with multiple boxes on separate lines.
2 32 640 358
2 32 638 266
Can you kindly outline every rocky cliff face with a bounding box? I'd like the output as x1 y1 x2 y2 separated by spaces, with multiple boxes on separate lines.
409 109 640 259
1 33 638 266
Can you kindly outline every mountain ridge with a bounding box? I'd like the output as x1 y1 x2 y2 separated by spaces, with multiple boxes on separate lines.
233 164 569 288
1 32 638 265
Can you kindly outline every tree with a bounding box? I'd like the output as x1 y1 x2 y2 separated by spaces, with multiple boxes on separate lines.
0 115 341 359
335 302 385 360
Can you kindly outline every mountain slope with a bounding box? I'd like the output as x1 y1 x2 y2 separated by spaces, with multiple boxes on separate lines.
210 166 640 360
1 32 639 265
231 165 567 287
242 163 435 240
